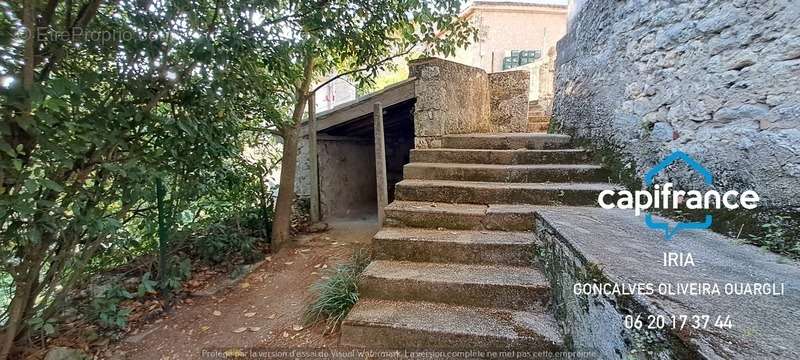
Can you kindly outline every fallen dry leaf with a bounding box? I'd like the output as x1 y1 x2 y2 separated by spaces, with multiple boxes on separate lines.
213 310 222 316
240 282 250 289
244 312 256 318
292 325 303 331
267 314 276 319
232 327 247 333
248 327 261 332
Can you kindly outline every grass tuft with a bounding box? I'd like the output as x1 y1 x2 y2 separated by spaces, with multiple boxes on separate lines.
304 248 371 334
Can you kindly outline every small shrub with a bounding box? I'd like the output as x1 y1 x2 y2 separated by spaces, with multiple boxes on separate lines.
90 284 133 329
747 215 799 258
304 248 370 334
195 223 260 264
137 272 158 297
27 316 57 338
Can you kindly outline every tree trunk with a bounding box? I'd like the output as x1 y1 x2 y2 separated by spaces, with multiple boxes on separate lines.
271 125 299 249
0 255 41 360
1 1 36 358
270 55 315 249
258 173 271 241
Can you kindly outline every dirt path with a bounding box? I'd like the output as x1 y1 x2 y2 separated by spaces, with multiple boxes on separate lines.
116 218 378 359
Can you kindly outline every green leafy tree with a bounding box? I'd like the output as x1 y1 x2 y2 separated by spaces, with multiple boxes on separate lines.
0 0 286 357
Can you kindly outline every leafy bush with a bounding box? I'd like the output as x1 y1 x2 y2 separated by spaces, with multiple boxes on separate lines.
89 285 134 330
748 215 799 258
304 249 371 333
195 224 260 264
27 317 57 339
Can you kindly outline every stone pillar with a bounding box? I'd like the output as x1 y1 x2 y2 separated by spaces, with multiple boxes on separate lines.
408 58 491 148
373 102 388 224
307 93 320 222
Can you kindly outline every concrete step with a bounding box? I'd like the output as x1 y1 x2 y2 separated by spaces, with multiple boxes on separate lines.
395 179 614 206
359 261 550 310
442 133 570 150
341 299 563 351
404 163 606 183
384 201 536 231
410 148 590 165
373 228 537 266
528 122 549 133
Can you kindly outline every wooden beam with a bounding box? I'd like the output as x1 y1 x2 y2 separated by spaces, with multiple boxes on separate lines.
298 78 416 134
308 92 320 223
373 102 389 225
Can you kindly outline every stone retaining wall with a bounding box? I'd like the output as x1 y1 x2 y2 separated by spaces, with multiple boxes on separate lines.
410 58 492 148
553 0 800 209
488 70 530 132
410 57 530 148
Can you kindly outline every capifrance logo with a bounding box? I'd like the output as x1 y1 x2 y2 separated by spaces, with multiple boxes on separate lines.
597 151 760 240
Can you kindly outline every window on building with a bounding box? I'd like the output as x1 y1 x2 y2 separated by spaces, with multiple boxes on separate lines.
502 49 542 70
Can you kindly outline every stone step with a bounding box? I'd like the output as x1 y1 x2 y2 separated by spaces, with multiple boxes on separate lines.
373 228 537 266
410 148 590 165
395 179 613 206
341 299 563 351
528 122 549 133
384 201 536 231
528 115 551 123
442 133 570 150
359 261 550 310
404 163 606 183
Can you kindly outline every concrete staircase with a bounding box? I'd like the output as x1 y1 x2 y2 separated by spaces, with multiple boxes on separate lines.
527 101 551 133
340 133 615 352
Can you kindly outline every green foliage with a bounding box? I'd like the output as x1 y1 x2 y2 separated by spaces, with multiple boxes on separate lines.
0 0 471 350
27 317 57 338
194 207 270 264
137 273 158 298
1 0 282 342
748 215 799 258
89 284 134 330
304 249 371 333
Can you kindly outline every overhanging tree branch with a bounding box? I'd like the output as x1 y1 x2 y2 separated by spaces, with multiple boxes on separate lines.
310 45 417 94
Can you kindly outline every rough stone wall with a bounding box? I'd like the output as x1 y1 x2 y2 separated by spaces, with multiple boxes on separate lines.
294 138 311 198
409 58 492 148
318 138 376 219
554 0 800 208
488 70 530 132
536 217 685 358
537 47 557 116
384 135 414 202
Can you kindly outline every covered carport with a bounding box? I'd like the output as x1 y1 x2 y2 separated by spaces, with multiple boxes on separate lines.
299 78 416 221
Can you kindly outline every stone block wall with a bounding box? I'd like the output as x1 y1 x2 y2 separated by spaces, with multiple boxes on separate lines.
554 0 800 209
409 58 492 148
410 57 531 148
488 70 530 132
537 47 557 116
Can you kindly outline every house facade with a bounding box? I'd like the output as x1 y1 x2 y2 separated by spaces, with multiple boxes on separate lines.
450 1 567 74
448 1 567 114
